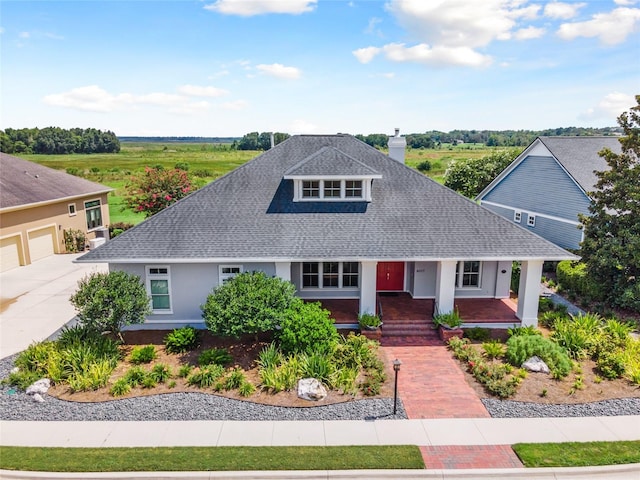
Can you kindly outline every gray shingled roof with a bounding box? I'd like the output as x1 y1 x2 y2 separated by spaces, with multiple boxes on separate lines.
0 153 112 210
284 146 381 177
537 136 620 193
77 134 573 263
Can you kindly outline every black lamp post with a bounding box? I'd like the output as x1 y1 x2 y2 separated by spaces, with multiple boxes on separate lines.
393 358 402 415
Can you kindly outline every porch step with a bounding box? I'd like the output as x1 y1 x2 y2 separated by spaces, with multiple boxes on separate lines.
382 319 438 337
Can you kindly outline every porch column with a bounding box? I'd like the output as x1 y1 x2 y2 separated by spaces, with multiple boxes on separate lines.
435 260 457 315
516 260 543 327
360 261 378 315
274 262 291 282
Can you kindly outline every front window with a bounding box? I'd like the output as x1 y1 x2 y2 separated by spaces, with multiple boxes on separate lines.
302 262 359 289
302 181 320 198
514 211 521 223
85 200 102 230
68 203 76 216
219 265 242 284
147 266 171 312
456 261 481 288
345 180 363 198
528 215 536 227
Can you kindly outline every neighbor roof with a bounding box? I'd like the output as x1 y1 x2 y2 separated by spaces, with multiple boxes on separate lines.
537 136 620 193
77 134 573 263
0 153 112 211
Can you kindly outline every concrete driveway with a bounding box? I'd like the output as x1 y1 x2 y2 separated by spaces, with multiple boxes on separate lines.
0 253 107 359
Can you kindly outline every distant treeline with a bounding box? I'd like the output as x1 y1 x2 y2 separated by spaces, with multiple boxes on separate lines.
356 127 622 149
120 136 239 143
1 127 120 154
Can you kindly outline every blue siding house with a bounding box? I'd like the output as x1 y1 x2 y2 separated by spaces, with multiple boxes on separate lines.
476 136 621 251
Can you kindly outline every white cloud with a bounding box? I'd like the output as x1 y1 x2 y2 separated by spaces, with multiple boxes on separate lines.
579 92 635 121
204 0 316 16
19 31 30 39
256 63 301 79
221 99 249 110
43 85 214 114
177 84 229 97
557 7 640 45
289 118 318 134
544 2 586 20
354 43 492 68
365 17 383 36
514 26 546 40
614 0 637 5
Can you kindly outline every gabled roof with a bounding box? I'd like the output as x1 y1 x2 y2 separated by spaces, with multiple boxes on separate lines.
77 134 573 263
284 146 381 177
0 153 112 211
538 136 620 193
477 136 621 201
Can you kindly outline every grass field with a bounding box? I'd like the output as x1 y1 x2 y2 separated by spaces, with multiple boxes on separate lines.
0 445 424 472
22 141 503 225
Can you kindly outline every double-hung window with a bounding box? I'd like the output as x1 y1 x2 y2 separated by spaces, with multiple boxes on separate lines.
345 180 363 198
527 215 536 227
324 180 341 198
514 211 522 223
302 262 359 289
299 180 366 201
85 199 102 230
455 261 481 288
219 265 242 283
302 181 320 198
147 266 172 313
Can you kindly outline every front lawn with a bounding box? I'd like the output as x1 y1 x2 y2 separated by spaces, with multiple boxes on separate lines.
0 445 424 472
514 441 640 467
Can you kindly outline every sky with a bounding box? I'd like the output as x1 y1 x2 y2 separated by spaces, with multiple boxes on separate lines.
1 0 639 137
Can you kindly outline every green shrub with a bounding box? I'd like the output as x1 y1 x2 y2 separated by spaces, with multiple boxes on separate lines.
110 378 131 397
596 350 626 379
257 343 283 370
141 376 157 389
433 310 462 328
556 261 603 301
551 313 603 360
538 297 554 313
238 380 256 397
416 160 432 172
202 271 297 338
108 222 134 238
224 368 245 390
150 363 172 383
129 345 156 364
331 366 359 395
357 312 382 329
187 364 225 388
67 359 114 392
164 326 199 354
482 340 505 359
539 311 568 329
507 325 542 337
124 365 148 387
301 352 334 384
198 348 233 367
177 364 193 378
5 370 42 390
63 229 86 253
275 300 339 355
331 333 378 370
506 335 572 378
464 327 490 342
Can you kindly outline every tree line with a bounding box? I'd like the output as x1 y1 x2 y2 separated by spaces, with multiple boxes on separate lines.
356 127 621 149
1 127 120 154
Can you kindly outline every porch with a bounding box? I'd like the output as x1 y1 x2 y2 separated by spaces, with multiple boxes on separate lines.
307 294 520 341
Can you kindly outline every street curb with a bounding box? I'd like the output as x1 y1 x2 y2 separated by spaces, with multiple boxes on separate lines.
2 463 640 480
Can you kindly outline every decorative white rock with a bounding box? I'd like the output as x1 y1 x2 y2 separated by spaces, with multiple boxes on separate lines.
26 378 51 396
297 378 327 401
522 356 550 374
32 393 45 403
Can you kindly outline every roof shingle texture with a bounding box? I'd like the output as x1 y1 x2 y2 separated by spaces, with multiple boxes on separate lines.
537 136 621 193
78 135 572 263
1 153 111 209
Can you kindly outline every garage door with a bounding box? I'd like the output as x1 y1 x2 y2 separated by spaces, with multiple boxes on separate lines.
1 235 22 272
28 226 56 262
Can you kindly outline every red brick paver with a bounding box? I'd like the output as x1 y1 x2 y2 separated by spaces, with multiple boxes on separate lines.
420 445 523 469
383 344 489 418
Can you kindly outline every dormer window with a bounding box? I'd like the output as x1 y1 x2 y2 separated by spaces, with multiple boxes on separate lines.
283 146 382 203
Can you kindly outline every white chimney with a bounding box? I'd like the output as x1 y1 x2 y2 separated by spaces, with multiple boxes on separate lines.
388 128 406 163
270 132 275 149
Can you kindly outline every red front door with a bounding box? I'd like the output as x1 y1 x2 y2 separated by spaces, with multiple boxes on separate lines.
377 262 405 291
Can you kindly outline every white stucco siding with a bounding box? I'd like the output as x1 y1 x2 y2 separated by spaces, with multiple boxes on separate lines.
411 261 438 298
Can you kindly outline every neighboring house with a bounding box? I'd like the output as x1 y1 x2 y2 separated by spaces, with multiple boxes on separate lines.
0 153 112 272
476 136 621 251
77 133 575 329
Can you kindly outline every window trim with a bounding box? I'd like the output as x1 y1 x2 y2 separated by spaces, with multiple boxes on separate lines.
301 261 360 290
68 203 77 217
455 261 482 289
84 198 103 231
146 266 172 314
514 211 521 223
292 178 374 202
527 215 536 227
219 265 243 284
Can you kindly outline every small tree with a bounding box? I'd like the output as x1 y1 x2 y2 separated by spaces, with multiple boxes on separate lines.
124 166 193 217
275 299 339 354
70 271 151 333
444 149 519 198
202 271 297 338
580 96 640 312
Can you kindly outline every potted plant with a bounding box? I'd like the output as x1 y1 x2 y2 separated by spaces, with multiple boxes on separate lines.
433 310 464 341
358 312 382 340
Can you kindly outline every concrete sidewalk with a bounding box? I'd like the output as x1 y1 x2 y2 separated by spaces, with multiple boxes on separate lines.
0 254 107 359
2 416 639 447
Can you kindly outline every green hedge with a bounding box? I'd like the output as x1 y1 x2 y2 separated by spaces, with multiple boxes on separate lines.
556 261 602 301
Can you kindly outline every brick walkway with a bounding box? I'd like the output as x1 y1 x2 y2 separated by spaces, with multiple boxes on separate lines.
382 344 490 419
420 445 524 469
